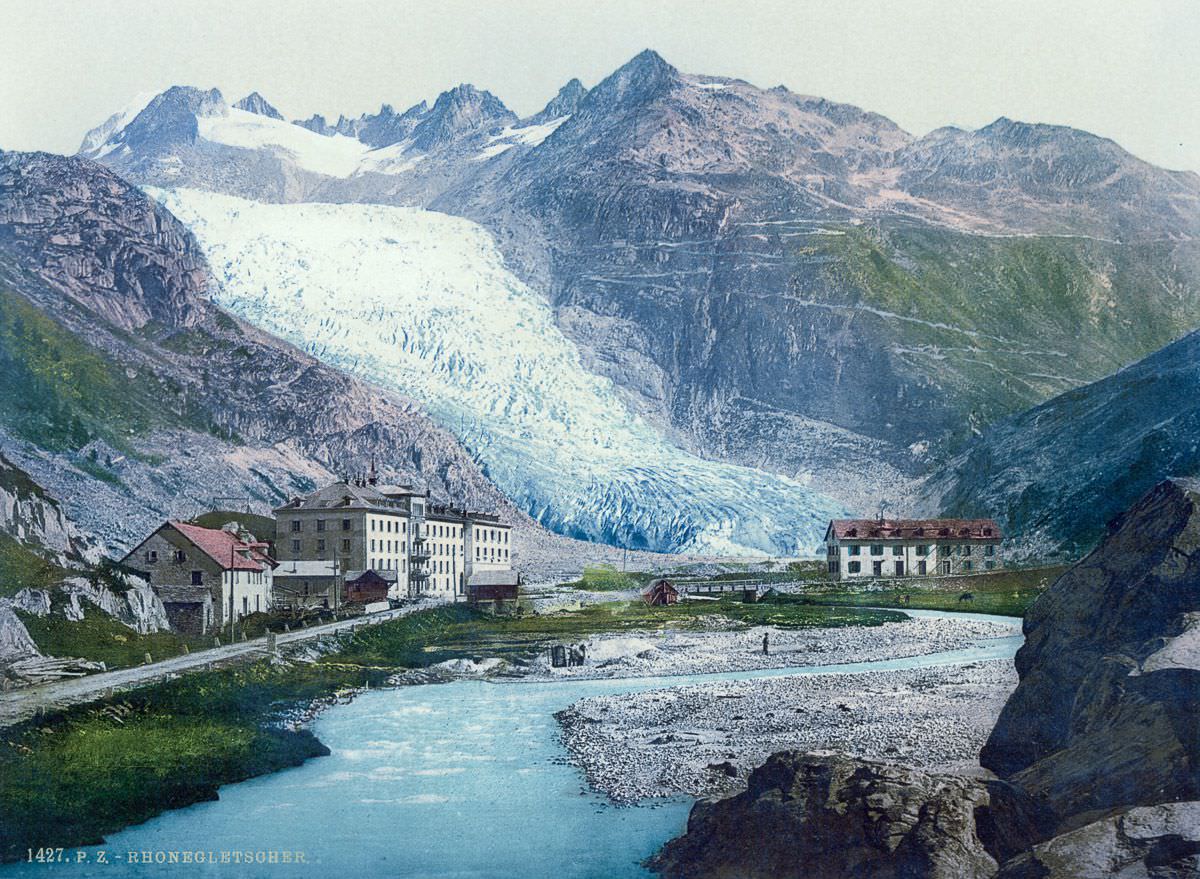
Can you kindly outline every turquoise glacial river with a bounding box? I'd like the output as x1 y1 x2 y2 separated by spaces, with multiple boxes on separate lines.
4 611 1021 878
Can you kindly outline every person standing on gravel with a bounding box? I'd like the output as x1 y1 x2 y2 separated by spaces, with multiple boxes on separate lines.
762 632 770 656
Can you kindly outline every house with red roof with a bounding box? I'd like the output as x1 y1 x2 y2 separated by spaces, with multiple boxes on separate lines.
120 520 276 635
824 517 1002 581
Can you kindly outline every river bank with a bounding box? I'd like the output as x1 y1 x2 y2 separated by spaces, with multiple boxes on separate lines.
556 658 1018 803
0 602 1014 865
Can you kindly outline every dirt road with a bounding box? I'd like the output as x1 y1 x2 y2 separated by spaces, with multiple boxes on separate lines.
0 600 441 728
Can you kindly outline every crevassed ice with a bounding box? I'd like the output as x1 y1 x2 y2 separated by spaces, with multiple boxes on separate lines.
152 187 845 555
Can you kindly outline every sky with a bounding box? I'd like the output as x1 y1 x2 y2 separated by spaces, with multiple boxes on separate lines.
1 0 1197 171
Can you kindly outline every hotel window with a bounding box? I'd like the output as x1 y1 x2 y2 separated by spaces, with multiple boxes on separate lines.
939 545 951 556
342 519 351 531
173 550 186 563
963 560 973 571
847 545 861 556
292 539 300 553
146 550 158 563
870 545 883 556
985 561 996 570
961 545 973 556
916 545 929 556
191 570 203 585
291 520 301 532
985 545 996 557
317 539 326 555
342 539 351 553
316 519 326 532
892 546 903 556
847 561 861 574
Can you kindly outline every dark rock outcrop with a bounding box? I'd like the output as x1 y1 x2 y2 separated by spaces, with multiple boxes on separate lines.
995 801 1200 879
981 478 1200 827
649 752 1043 879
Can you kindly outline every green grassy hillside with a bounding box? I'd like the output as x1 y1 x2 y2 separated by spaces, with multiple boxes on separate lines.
817 226 1200 453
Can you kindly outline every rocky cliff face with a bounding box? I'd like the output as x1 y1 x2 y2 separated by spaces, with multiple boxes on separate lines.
981 478 1200 825
0 452 81 561
0 151 208 331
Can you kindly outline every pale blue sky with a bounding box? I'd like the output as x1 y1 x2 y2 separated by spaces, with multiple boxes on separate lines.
1 0 1197 171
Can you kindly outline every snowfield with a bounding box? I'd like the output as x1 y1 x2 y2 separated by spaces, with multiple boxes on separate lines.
153 188 845 556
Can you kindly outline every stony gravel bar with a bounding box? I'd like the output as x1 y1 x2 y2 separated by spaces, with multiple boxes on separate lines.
555 658 1018 803
522 615 1018 681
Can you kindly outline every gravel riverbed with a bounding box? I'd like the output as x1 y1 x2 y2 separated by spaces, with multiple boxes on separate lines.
521 615 1018 681
556 658 1018 803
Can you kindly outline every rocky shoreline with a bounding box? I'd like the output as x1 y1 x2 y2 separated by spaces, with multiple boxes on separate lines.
557 658 1017 803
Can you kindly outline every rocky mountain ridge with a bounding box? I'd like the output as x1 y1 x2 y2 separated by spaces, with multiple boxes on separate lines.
73 51 1200 534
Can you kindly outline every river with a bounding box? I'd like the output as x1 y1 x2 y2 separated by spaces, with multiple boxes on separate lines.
3 611 1021 878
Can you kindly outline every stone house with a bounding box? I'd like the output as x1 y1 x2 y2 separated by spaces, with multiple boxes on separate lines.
120 521 276 634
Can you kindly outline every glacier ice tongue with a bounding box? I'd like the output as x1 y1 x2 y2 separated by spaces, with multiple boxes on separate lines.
152 187 846 556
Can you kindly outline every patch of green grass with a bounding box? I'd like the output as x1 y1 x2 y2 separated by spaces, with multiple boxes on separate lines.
561 564 654 591
803 566 1067 618
0 288 151 453
17 608 210 669
0 532 67 597
0 286 250 456
815 226 1200 454
0 659 366 861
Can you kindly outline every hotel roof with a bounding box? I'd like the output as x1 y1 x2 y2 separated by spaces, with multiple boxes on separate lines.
826 518 1002 541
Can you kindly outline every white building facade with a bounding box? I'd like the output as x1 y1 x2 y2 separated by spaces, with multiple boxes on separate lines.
274 478 513 602
824 518 1002 581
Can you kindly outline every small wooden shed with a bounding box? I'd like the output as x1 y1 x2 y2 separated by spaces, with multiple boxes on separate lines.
642 579 680 606
345 569 391 605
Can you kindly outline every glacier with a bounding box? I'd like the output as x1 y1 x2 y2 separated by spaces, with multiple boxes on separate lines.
153 188 846 556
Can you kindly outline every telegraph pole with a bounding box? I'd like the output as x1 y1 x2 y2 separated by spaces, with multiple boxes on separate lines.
228 542 236 642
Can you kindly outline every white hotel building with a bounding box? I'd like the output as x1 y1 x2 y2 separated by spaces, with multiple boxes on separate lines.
824 518 1002 581
272 477 514 601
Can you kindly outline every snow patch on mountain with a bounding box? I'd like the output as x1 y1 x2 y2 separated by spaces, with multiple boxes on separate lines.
152 187 845 556
78 91 158 155
196 108 370 177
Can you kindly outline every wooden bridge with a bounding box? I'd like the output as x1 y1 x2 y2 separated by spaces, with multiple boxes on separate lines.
673 579 769 596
